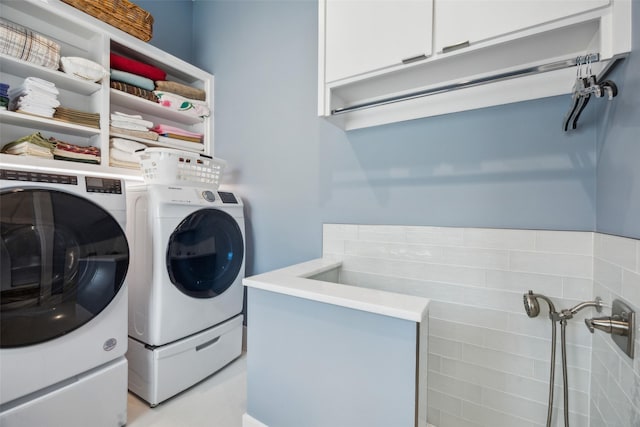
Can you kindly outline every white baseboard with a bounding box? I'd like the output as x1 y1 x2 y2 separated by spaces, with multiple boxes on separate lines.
242 412 436 427
242 413 268 427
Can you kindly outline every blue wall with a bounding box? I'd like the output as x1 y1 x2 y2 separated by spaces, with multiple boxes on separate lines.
142 0 636 275
595 0 640 239
135 0 193 63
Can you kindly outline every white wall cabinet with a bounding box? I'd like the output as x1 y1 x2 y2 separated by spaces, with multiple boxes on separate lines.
434 0 610 54
0 0 213 179
324 0 433 83
319 0 632 130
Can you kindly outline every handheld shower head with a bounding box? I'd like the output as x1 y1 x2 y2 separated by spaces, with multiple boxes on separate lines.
524 291 541 317
523 290 558 318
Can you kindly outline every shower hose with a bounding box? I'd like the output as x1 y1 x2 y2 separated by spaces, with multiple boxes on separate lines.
545 318 570 427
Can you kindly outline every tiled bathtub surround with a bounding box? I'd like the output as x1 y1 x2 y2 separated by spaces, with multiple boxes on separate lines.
322 225 640 427
590 234 640 427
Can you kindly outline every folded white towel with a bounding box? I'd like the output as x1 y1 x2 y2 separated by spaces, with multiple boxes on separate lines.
25 76 56 88
110 138 148 154
9 78 59 96
9 103 55 117
109 114 153 129
109 157 140 170
157 135 205 151
13 94 60 108
110 121 149 132
112 111 143 120
110 147 140 164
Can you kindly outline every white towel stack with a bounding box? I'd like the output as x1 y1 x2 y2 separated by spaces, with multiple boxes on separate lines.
8 77 60 118
110 111 153 132
109 137 148 169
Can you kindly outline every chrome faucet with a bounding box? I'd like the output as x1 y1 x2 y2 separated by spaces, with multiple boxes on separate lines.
584 316 629 335
584 298 635 359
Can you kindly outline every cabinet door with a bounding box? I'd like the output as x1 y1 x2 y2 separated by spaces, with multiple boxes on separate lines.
324 0 433 83
435 0 610 53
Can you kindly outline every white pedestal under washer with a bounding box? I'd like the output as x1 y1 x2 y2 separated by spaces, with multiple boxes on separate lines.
125 184 244 406
0 167 129 426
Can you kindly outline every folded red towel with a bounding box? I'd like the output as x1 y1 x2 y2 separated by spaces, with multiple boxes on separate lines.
110 52 167 81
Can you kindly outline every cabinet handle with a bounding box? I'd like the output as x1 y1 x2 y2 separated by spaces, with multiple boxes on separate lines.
401 54 428 64
442 40 470 54
195 336 220 351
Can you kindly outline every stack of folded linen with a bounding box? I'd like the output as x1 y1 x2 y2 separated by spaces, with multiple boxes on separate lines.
154 90 210 120
54 106 100 128
151 123 205 151
0 83 9 109
109 52 211 120
111 111 154 132
155 80 206 101
111 53 166 81
0 18 60 70
110 137 148 169
1 132 55 159
109 124 159 142
110 80 158 103
110 52 165 102
50 138 101 164
8 77 59 118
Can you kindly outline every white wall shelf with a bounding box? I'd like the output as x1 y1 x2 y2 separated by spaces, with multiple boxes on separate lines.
0 110 101 137
0 0 213 178
0 55 102 96
109 89 204 126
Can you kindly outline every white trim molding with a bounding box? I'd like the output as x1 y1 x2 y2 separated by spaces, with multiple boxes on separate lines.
242 413 268 427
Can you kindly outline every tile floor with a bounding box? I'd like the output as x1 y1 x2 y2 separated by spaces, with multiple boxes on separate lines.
126 353 247 427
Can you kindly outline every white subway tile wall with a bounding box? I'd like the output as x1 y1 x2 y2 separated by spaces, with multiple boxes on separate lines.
590 234 640 427
322 225 639 427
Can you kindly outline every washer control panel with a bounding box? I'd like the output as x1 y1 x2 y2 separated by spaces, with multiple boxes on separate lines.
1 169 78 185
218 191 238 204
85 177 122 194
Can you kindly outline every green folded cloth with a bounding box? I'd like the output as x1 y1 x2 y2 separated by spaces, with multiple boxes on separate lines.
1 132 55 158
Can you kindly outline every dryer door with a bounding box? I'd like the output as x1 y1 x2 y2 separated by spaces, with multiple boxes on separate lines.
0 189 129 348
166 208 244 298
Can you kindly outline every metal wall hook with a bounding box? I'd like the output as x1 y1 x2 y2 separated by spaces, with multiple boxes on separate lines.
562 53 625 132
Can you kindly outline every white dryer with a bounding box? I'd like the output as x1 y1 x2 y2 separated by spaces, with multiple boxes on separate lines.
126 183 244 406
0 167 129 426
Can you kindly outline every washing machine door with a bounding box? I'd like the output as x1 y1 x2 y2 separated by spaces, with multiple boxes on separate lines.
0 188 129 348
166 208 243 299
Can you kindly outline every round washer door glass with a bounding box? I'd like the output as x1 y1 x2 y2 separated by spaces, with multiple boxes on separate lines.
0 189 129 348
167 208 243 298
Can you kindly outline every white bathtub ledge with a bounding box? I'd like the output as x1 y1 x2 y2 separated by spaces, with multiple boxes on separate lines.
243 258 430 322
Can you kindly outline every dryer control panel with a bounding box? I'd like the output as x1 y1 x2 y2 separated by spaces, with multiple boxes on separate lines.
85 177 122 194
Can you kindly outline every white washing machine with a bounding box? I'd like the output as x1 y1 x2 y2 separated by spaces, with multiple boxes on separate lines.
126 183 244 406
0 167 129 426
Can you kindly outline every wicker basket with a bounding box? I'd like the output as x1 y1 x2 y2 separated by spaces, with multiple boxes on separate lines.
61 0 153 42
